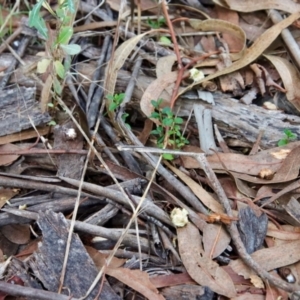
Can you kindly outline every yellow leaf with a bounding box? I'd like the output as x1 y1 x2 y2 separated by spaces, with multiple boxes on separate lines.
37 58 51 74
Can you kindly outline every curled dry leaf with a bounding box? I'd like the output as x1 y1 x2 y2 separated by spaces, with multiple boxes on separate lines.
189 18 246 61
104 31 151 128
222 0 300 14
140 71 178 119
264 55 300 113
177 222 236 298
156 55 177 79
178 12 300 97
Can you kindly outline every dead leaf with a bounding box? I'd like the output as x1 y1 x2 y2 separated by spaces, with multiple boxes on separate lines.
86 246 126 269
166 162 224 213
181 144 300 184
1 224 30 245
149 272 195 288
189 18 246 60
177 222 236 298
0 144 20 166
106 268 165 300
250 274 264 289
203 223 231 258
40 75 53 113
264 55 300 112
140 71 178 119
0 188 19 209
229 239 300 279
223 0 300 14
156 55 177 79
178 12 300 97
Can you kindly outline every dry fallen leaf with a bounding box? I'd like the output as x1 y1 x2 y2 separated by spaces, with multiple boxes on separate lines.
178 12 300 97
0 224 30 245
0 144 20 166
177 222 236 298
222 0 300 14
107 268 165 300
229 239 300 279
264 55 300 112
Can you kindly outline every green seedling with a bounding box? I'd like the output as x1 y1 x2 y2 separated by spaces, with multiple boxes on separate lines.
107 93 125 111
107 93 131 128
278 129 297 146
150 99 189 160
147 17 166 29
28 0 81 98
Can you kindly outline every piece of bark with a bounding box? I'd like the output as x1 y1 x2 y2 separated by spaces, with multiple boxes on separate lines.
53 121 85 180
237 207 268 254
0 86 51 136
26 210 121 299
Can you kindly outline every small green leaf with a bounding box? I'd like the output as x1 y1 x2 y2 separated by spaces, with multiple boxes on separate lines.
57 26 73 45
116 93 125 102
67 0 76 13
60 44 81 55
48 120 57 126
162 118 173 126
150 112 160 119
151 130 159 135
54 60 65 79
174 117 183 124
157 136 165 144
151 100 159 108
47 102 54 107
28 0 48 39
278 139 288 146
162 107 172 115
163 153 174 160
159 36 171 45
109 103 118 111
107 94 114 101
53 77 62 95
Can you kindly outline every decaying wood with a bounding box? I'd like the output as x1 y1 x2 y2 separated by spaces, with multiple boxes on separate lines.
0 86 51 136
12 210 120 299
53 121 85 180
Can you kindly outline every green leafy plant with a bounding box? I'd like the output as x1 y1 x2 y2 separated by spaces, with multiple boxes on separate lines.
278 129 297 146
107 93 125 111
147 17 166 29
150 99 189 160
28 0 81 97
107 93 131 128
